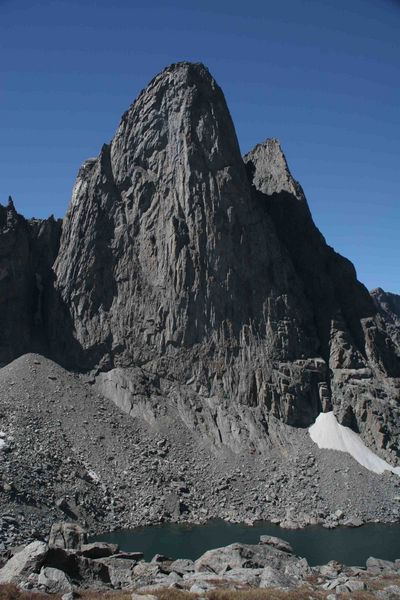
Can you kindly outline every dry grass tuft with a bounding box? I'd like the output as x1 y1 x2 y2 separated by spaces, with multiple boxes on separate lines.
82 590 195 600
4 578 400 600
0 584 54 600
152 590 195 600
206 587 327 600
81 592 132 600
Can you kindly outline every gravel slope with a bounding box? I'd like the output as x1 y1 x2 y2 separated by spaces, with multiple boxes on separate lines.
1 354 399 551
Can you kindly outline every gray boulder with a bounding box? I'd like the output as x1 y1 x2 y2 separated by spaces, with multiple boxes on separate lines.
194 542 299 574
48 522 87 551
79 542 119 559
347 578 367 592
44 547 110 585
0 541 47 584
366 557 397 575
169 558 195 575
259 535 294 553
259 565 296 589
131 562 164 587
223 567 264 586
38 566 73 594
97 556 136 588
150 553 172 563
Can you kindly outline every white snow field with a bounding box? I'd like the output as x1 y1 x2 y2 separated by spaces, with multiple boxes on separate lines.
309 412 400 476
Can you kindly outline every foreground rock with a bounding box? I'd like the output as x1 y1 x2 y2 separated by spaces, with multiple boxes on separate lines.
1 525 400 598
37 566 73 594
0 541 47 584
48 523 87 551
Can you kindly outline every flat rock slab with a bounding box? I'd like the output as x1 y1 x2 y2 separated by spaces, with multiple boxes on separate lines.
259 535 294 553
80 542 119 559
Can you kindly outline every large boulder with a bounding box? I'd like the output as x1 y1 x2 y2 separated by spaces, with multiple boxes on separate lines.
48 522 87 551
259 565 297 589
79 542 119 559
38 566 73 594
366 557 397 575
169 558 195 575
0 541 47 584
194 542 299 575
44 547 110 586
96 556 136 588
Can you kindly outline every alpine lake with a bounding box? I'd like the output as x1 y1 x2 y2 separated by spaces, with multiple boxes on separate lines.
93 519 400 567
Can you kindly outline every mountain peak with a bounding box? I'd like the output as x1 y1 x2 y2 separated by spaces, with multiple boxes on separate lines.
244 138 305 200
1 63 399 462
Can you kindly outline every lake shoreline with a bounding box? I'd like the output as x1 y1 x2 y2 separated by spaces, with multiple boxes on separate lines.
91 518 400 567
1 522 400 598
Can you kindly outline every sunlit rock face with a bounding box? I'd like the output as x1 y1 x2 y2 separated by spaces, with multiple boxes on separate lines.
53 62 322 428
1 63 399 460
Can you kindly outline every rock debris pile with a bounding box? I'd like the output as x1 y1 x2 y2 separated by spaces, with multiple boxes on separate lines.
1 523 400 599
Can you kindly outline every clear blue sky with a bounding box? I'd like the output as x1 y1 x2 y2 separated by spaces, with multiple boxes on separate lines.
1 0 399 292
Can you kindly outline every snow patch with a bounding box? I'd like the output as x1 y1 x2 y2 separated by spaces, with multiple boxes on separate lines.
309 412 400 476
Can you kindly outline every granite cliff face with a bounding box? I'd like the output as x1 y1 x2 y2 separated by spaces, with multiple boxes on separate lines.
53 62 323 433
371 288 400 354
0 198 61 365
244 140 400 455
1 62 399 464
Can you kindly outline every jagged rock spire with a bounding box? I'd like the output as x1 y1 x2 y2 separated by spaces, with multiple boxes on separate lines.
244 139 305 200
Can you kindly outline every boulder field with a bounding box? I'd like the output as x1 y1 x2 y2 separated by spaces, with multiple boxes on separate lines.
1 523 400 598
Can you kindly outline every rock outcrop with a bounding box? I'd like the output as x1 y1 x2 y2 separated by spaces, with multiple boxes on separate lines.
0 197 61 366
52 62 399 459
0 541 47 584
371 288 400 353
1 62 399 468
244 139 400 458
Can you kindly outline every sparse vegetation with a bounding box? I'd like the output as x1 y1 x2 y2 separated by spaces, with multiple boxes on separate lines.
0 584 54 600
206 587 327 599
2 576 400 600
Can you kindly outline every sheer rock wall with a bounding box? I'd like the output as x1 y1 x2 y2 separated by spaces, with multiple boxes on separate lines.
1 62 399 461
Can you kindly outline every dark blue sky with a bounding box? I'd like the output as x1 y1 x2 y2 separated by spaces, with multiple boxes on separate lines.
1 0 399 292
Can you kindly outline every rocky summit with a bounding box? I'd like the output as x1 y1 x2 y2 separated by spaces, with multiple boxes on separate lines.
1 62 400 546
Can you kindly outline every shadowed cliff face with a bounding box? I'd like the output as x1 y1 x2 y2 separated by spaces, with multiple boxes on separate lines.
1 62 399 458
244 140 399 378
0 198 61 365
244 140 400 453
